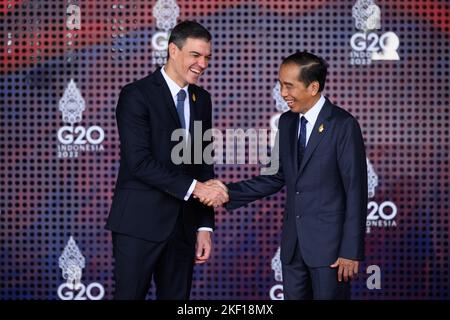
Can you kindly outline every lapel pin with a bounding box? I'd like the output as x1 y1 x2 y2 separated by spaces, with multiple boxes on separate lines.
192 93 196 102
318 124 324 133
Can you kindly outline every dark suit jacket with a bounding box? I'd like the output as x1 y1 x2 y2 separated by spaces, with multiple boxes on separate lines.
106 69 215 244
226 98 367 267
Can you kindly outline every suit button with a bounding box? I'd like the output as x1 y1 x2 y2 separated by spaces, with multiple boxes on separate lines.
296 215 300 218
296 191 300 195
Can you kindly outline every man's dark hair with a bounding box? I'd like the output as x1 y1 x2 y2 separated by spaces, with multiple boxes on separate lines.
281 51 328 92
168 20 211 51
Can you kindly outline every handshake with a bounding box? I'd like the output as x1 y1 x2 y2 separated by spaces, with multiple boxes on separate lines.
192 179 229 208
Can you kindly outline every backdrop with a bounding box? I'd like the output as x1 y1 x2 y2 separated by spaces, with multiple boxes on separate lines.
1 0 449 300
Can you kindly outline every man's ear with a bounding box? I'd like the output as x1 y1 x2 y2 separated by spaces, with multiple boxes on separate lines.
168 42 179 58
309 81 320 96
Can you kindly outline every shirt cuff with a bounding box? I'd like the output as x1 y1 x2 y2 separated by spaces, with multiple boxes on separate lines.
184 179 197 201
197 227 213 232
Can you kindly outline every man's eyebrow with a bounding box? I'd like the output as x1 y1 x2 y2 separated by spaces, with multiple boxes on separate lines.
279 80 293 86
189 51 212 58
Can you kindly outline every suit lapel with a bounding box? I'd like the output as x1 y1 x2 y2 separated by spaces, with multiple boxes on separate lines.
286 112 299 177
153 68 182 128
188 85 196 138
297 99 333 177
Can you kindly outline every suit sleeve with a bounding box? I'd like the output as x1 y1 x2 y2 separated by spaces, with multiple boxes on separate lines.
225 130 286 210
337 117 368 260
116 84 193 200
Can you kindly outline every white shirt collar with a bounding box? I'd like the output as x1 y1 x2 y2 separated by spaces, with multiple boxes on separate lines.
300 95 326 127
160 66 189 99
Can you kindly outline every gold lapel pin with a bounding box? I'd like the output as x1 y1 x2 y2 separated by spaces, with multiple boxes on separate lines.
318 124 324 133
192 93 196 102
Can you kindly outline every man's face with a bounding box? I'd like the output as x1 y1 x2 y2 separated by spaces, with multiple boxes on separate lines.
168 37 212 87
278 63 319 114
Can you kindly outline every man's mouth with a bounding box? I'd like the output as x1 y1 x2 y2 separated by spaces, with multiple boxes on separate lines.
285 100 294 107
189 68 202 75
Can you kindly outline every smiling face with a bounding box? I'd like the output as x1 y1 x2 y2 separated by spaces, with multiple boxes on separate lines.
278 63 320 114
165 37 212 87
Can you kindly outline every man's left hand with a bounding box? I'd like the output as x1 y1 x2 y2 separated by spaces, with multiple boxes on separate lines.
330 257 359 282
195 231 212 264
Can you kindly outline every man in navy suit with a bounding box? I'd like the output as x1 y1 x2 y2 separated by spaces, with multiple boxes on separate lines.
106 21 228 300
210 52 367 299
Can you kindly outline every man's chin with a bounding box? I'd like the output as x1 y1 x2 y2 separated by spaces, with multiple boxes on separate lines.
187 77 200 85
186 72 202 84
289 106 301 113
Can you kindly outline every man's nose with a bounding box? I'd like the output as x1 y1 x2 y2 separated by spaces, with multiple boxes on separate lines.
197 57 208 69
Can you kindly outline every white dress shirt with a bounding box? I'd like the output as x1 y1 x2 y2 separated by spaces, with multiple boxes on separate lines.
160 67 212 232
298 95 326 146
160 66 191 137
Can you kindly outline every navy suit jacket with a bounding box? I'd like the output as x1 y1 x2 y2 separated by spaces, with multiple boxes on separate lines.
226 98 367 267
106 69 215 243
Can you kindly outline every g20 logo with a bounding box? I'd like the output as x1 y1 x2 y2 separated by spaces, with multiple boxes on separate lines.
57 282 105 300
366 200 398 233
151 31 169 65
57 126 105 145
152 31 169 51
350 31 400 60
269 284 283 300
367 201 397 221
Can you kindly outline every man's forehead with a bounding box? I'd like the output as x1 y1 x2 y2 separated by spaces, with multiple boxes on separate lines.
183 38 211 51
279 64 301 76
280 63 301 72
185 37 210 44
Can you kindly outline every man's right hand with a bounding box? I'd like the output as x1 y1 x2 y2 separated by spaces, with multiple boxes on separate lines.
193 180 229 208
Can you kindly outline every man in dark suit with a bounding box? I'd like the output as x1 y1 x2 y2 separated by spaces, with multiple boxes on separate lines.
210 51 367 299
106 21 228 300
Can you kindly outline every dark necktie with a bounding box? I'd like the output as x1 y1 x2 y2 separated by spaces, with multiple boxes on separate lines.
297 116 308 169
176 89 186 129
